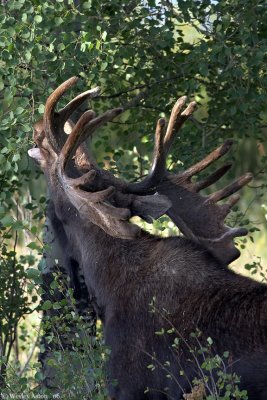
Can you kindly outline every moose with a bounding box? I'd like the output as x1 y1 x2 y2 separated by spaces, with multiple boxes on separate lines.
28 77 267 399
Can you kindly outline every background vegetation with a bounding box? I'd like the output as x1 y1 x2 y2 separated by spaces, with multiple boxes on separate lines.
0 0 266 398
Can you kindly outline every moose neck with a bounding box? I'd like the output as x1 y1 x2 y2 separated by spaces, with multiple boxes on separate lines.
59 200 151 313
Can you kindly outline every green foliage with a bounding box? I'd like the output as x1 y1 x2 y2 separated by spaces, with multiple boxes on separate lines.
187 334 248 400
147 304 248 400
244 256 267 281
1 274 109 399
35 273 109 399
0 0 266 396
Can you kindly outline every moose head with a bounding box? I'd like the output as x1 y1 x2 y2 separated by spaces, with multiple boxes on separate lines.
29 77 267 400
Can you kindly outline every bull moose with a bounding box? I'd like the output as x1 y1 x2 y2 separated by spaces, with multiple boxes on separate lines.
28 77 267 399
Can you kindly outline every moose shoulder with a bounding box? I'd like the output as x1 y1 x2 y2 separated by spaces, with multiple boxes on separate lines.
29 76 267 400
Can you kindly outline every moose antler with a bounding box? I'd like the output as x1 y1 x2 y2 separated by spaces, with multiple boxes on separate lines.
126 96 252 264
31 77 252 263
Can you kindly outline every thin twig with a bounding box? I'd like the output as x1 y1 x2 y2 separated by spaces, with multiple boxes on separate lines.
19 327 41 377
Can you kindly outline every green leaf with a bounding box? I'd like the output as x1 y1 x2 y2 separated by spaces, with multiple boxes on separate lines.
0 215 14 227
12 153 20 162
34 15 42 24
50 280 58 289
52 302 62 310
25 50 31 62
15 107 24 115
42 300 52 311
100 61 108 71
27 242 40 251
83 1 92 9
207 337 213 345
26 268 40 280
38 104 45 114
21 13 27 23
55 17 63 26
102 31 107 41
57 43 65 51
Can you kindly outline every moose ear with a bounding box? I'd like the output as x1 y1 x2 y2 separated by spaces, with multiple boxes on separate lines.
131 194 172 223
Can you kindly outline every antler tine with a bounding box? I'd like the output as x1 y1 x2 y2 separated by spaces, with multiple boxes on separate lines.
164 98 197 154
179 140 234 180
81 107 124 142
220 194 241 218
58 105 123 174
59 86 101 124
149 118 166 178
58 110 96 169
192 162 233 192
127 118 166 192
74 106 124 172
163 96 186 151
44 76 79 152
207 173 253 203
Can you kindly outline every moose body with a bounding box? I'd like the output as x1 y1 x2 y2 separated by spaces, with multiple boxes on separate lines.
51 199 267 399
29 77 267 399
